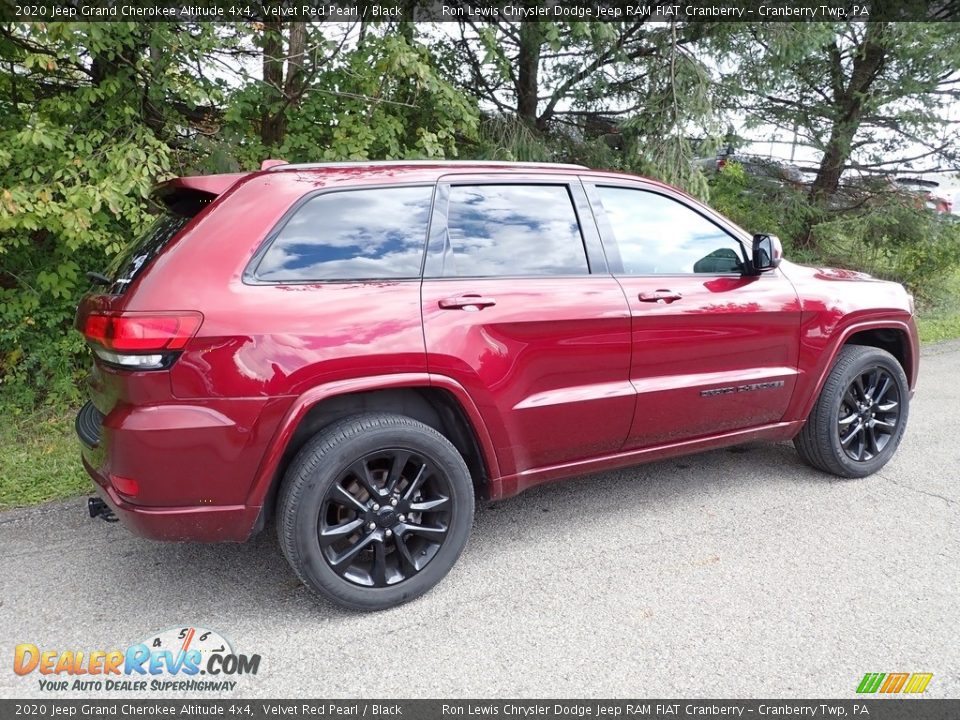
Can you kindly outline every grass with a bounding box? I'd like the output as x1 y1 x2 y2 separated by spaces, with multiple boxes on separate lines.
2 267 960 510
0 412 92 510
917 268 960 344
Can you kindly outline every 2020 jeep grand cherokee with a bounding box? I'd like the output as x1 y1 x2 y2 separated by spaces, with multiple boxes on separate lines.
75 161 918 610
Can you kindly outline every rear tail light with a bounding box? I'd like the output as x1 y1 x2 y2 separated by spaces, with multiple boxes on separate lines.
80 312 202 370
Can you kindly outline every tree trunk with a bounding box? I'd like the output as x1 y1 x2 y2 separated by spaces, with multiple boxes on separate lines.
808 23 888 202
801 23 889 249
261 21 285 147
284 22 306 107
516 23 541 128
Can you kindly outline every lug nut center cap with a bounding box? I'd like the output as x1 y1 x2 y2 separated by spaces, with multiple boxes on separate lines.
375 506 398 528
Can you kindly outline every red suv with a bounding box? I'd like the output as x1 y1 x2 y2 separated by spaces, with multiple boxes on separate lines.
76 161 918 610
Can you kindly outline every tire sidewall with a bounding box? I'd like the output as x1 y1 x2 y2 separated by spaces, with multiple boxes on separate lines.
288 422 474 610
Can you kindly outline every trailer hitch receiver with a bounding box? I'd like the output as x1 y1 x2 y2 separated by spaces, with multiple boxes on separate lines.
87 496 118 523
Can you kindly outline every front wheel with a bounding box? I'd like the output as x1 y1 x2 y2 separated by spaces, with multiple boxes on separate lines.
794 344 909 478
277 413 474 610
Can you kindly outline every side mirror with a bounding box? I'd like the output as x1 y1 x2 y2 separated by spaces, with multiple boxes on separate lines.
750 233 783 273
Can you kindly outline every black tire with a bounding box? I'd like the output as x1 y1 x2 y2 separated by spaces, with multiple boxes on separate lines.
794 344 909 478
277 413 474 611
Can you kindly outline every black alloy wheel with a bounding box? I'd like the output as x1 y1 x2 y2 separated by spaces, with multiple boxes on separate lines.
277 413 474 610
837 366 901 462
319 450 452 587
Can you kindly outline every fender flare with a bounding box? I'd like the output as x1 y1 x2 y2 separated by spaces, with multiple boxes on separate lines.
244 372 502 509
789 315 918 424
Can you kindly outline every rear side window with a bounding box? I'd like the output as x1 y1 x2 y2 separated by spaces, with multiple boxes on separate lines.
433 184 589 277
255 186 433 282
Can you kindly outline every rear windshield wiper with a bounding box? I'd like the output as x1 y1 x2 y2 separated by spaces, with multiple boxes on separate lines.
86 271 111 286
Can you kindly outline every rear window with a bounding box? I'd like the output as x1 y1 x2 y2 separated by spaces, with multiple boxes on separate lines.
254 186 433 282
105 213 191 294
104 188 212 294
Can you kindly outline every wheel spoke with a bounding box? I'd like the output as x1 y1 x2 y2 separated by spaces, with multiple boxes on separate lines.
838 411 858 426
409 495 450 513
394 532 420 575
386 451 412 495
402 463 428 501
877 399 898 413
329 533 375 570
854 375 868 403
371 540 388 586
318 517 364 547
863 369 879 400
402 523 447 542
873 418 896 433
874 375 892 404
865 425 880 457
348 459 382 498
843 388 860 410
841 421 863 446
852 428 866 461
330 483 368 514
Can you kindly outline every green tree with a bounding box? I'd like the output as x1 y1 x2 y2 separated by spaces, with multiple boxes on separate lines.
0 22 223 406
723 22 960 203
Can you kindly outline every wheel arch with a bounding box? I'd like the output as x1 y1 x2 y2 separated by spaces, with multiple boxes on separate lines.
246 374 501 532
791 317 918 426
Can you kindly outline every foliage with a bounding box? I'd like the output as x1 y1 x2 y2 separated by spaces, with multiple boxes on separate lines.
1 19 959 420
718 22 960 200
220 28 479 166
916 268 960 343
709 163 960 300
0 23 201 411
0 413 91 508
812 201 960 301
707 163 821 258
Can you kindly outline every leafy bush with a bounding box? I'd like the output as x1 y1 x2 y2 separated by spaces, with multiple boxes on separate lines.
707 162 821 260
708 163 960 299
812 202 960 301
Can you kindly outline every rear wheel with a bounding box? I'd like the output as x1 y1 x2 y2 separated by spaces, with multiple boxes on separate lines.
277 413 474 610
794 345 909 478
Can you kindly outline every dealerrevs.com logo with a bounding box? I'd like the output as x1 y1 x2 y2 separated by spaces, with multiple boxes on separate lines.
14 627 261 693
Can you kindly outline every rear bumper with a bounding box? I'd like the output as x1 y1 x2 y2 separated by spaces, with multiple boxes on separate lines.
82 455 260 542
76 401 263 542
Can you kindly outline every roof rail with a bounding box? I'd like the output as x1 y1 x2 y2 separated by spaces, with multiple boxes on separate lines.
263 160 589 172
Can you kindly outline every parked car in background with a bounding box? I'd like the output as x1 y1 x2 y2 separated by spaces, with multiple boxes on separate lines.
894 177 953 214
75 161 918 610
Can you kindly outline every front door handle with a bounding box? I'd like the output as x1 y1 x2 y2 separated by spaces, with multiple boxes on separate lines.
638 289 682 303
438 294 497 311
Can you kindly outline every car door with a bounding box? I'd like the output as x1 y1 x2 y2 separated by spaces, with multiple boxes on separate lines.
583 179 802 449
420 175 634 478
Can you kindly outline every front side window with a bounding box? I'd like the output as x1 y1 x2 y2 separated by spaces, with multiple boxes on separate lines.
435 184 589 277
256 186 433 281
596 186 746 275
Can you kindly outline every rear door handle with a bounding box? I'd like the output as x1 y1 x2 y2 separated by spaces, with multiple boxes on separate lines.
638 289 682 303
438 295 497 311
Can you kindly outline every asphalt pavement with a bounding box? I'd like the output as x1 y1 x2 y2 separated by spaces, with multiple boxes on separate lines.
1 341 958 699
